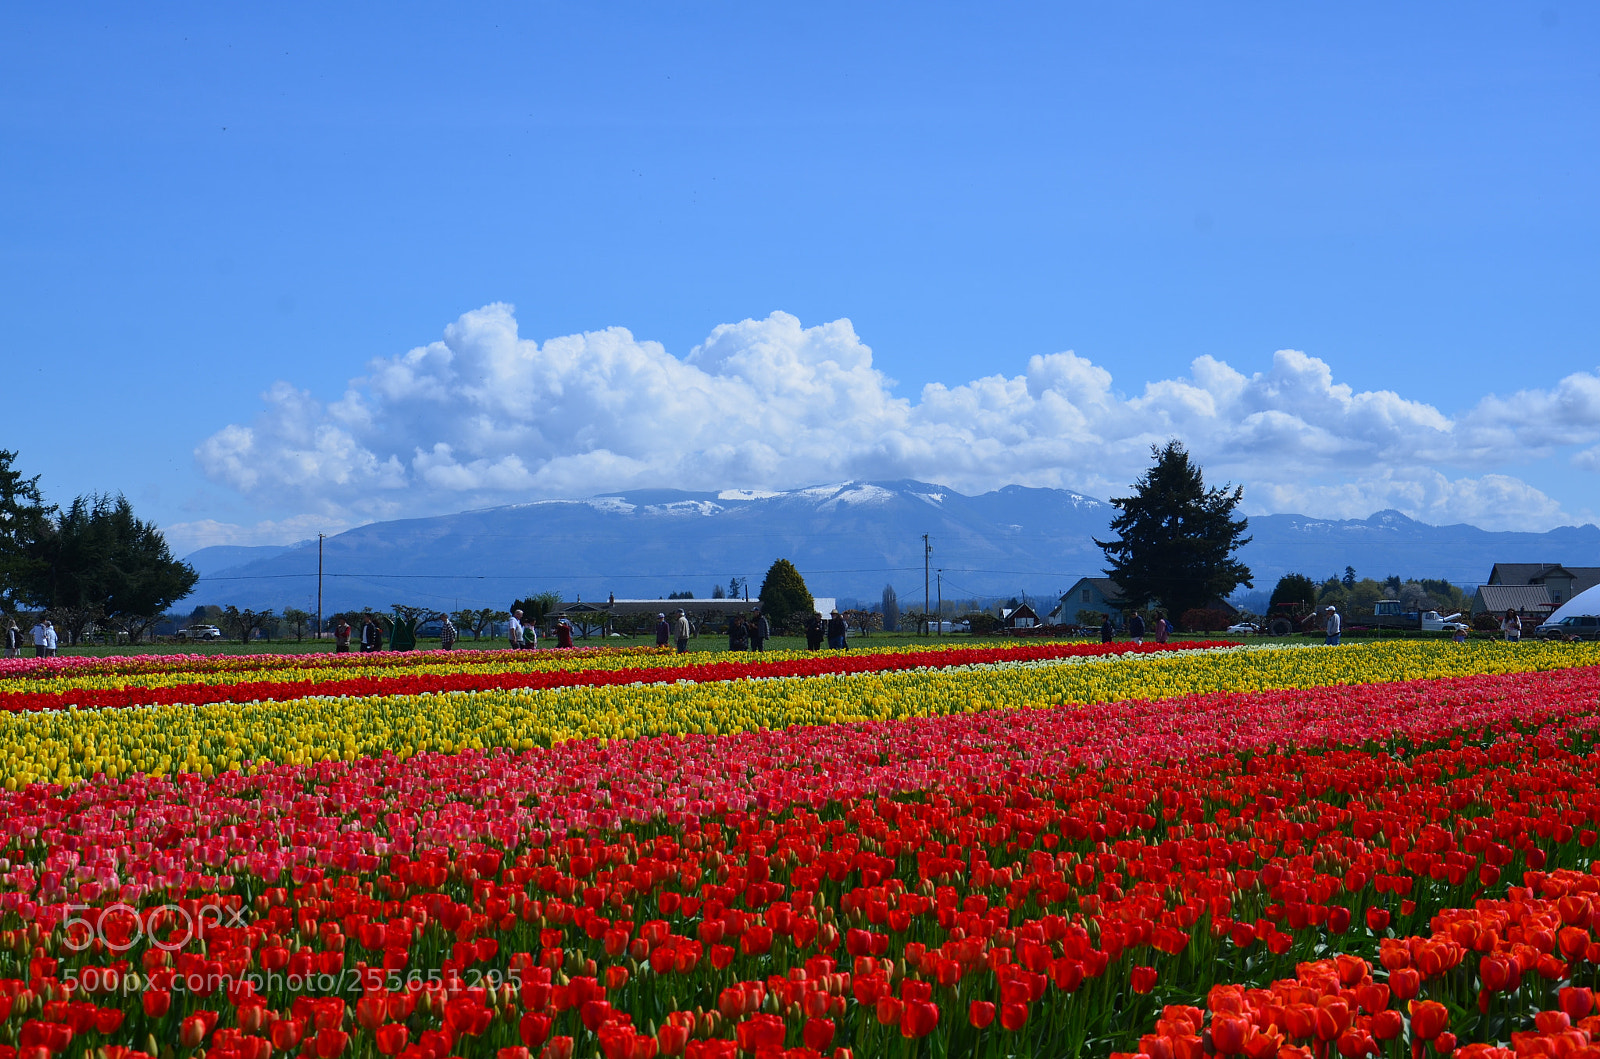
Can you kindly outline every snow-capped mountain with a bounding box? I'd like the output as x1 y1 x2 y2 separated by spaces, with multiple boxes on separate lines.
182 485 1600 614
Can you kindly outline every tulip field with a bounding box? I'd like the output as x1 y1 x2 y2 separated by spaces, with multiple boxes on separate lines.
2 640 1600 1059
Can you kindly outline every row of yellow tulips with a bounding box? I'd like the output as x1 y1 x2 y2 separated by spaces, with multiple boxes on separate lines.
7 640 1597 788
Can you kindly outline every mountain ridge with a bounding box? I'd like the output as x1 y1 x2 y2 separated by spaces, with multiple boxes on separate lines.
181 482 1600 613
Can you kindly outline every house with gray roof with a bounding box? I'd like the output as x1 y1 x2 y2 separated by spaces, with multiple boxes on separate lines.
1481 564 1600 614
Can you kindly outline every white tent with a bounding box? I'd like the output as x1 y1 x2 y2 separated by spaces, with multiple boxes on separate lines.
1546 583 1600 624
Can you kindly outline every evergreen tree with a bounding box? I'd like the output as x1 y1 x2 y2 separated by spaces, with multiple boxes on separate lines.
1094 441 1253 620
1270 573 1319 611
24 493 197 643
881 584 900 632
757 559 815 634
0 450 55 613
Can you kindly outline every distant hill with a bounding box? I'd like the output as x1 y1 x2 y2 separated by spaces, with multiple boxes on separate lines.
182 544 296 578
181 484 1600 614
1239 509 1600 588
183 481 1112 612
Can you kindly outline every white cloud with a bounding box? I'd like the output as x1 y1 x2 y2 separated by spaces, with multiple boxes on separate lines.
195 304 1600 537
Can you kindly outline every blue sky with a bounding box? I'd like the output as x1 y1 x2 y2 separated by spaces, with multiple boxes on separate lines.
3 4 1597 551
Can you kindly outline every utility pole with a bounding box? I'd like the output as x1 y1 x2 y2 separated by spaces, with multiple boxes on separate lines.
936 569 943 636
316 533 324 642
923 534 931 637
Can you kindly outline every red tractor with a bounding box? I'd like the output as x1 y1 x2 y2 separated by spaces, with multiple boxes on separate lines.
1265 600 1319 638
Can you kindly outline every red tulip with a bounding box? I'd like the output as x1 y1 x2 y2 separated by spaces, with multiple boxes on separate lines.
1408 1000 1449 1041
315 1028 350 1058
1370 1010 1403 1041
656 1022 690 1057
374 1024 410 1056
141 989 171 1018
356 995 388 1030
803 1018 836 1051
270 1018 306 1050
521 1013 554 1048
900 1000 939 1039
1560 986 1595 1020
1000 1002 1029 1031
180 1014 212 1048
1209 1012 1249 1055
969 1001 995 1029
1131 966 1158 994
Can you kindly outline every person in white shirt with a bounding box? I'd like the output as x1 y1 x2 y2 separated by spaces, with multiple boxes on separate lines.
1323 606 1341 646
30 621 47 658
42 621 58 657
1501 609 1521 643
508 609 524 649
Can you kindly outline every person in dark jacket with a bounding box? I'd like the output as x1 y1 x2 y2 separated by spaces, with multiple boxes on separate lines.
804 612 824 651
439 614 458 650
655 613 671 648
728 614 749 651
1100 615 1114 644
3 620 20 659
361 616 384 652
826 610 848 650
1129 612 1145 645
750 608 770 651
334 618 352 653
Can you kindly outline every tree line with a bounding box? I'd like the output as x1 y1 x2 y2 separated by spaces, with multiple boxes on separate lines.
0 451 197 644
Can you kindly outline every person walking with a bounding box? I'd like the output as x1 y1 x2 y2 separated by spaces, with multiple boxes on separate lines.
1323 605 1341 646
439 614 458 650
1099 615 1114 644
4 620 21 659
1154 614 1169 644
654 612 671 648
361 615 384 652
728 614 749 651
804 611 824 651
750 607 770 652
508 609 525 650
43 621 58 657
334 618 352 653
826 609 848 650
554 617 574 649
1129 612 1146 645
30 620 47 658
1501 608 1521 643
673 609 691 654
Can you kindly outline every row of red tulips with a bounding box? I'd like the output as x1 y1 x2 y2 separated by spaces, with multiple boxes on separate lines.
0 641 1225 713
0 648 653 683
0 664 1596 1056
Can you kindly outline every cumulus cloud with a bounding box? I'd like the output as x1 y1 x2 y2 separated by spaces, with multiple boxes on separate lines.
195 304 1600 536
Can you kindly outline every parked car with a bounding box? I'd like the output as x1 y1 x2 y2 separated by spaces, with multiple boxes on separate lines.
1226 622 1260 635
177 624 224 641
1534 615 1600 641
1418 610 1469 633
